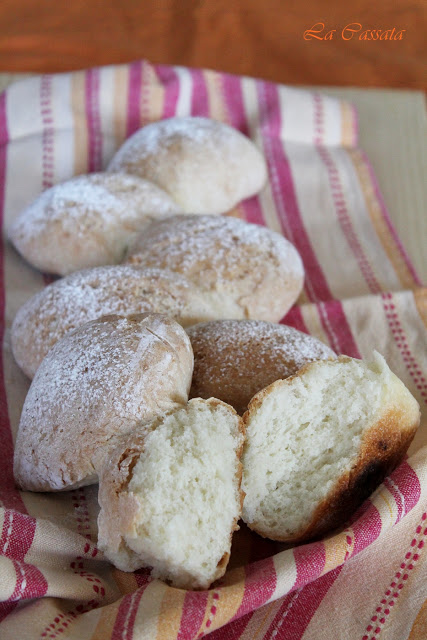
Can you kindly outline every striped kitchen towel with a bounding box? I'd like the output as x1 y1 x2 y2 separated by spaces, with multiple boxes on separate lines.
0 61 426 640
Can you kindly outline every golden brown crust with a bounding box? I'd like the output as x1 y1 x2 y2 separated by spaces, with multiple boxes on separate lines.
98 429 150 557
188 320 335 415
251 409 419 543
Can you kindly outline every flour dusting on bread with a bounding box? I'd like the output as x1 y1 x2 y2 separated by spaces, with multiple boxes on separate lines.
11 266 201 378
188 319 335 414
13 313 194 491
8 172 181 274
108 117 267 213
125 214 304 322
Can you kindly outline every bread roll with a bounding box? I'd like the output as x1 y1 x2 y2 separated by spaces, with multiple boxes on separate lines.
13 313 193 492
8 172 181 275
98 398 244 589
187 320 336 414
11 266 216 379
107 117 267 214
242 352 420 542
125 214 304 322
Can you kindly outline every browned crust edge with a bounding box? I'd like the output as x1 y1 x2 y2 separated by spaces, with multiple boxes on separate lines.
242 357 421 544
250 410 419 543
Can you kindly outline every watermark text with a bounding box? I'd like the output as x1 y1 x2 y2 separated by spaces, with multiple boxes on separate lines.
304 22 406 41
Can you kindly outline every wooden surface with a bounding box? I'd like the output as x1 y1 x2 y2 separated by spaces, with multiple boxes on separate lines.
0 0 425 89
0 74 425 282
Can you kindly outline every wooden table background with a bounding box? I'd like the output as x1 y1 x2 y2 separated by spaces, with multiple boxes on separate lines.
0 0 425 279
0 0 425 89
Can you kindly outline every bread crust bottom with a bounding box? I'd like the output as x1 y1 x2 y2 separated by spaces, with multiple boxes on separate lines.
249 411 418 543
242 356 420 544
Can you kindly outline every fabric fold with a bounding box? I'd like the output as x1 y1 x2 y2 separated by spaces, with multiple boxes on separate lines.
0 61 426 639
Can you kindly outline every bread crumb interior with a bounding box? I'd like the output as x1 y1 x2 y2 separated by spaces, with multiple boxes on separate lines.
123 402 242 588
242 353 389 538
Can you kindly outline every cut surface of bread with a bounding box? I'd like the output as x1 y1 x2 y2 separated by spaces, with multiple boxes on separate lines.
98 398 244 590
242 353 420 542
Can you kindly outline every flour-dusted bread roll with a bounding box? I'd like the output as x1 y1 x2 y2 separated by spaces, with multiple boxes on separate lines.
11 266 217 379
125 214 304 322
107 117 267 214
8 172 181 275
242 353 420 543
187 320 336 415
14 313 193 492
98 398 244 589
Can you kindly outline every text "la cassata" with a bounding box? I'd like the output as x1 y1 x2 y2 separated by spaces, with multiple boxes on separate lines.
304 22 406 41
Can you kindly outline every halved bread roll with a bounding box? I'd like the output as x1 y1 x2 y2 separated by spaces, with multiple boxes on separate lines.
242 353 420 543
14 313 193 492
98 398 244 590
107 116 267 214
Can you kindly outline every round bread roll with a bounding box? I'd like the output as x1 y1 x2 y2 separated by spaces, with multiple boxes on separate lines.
13 313 193 492
242 352 420 543
8 172 181 275
107 116 267 214
187 320 336 415
98 398 244 589
125 214 304 322
11 265 218 379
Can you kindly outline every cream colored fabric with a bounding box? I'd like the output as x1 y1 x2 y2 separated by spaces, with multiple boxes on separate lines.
0 64 426 640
